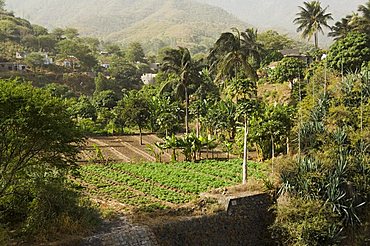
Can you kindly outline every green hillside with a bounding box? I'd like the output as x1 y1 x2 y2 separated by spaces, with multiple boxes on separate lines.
6 0 248 53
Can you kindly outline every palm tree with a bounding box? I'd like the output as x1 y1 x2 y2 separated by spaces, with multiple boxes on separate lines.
208 27 260 87
294 1 333 48
161 47 201 134
328 15 353 40
209 29 260 184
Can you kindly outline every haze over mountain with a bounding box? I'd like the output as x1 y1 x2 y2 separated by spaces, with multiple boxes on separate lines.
5 0 366 50
196 0 365 44
5 0 247 53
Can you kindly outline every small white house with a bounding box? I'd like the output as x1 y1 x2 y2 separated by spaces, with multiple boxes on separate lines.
16 51 53 65
141 73 156 85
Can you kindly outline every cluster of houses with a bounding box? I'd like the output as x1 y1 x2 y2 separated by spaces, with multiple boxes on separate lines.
0 49 311 86
0 50 161 85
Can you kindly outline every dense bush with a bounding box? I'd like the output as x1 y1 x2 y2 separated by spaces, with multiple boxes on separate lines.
0 79 100 242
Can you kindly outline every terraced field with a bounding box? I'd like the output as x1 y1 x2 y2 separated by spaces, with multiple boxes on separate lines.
76 160 268 211
79 134 234 164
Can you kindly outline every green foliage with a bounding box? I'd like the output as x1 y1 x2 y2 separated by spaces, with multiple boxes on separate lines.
258 30 295 51
274 69 370 245
79 159 267 207
208 28 259 84
93 90 118 110
45 83 76 99
271 198 342 246
327 32 370 73
271 57 306 83
250 104 294 160
126 42 145 63
94 72 110 93
24 52 44 70
118 90 150 143
107 56 143 91
57 38 98 70
0 79 99 241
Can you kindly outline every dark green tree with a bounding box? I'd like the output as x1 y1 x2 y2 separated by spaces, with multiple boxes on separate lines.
209 28 259 85
272 57 306 84
160 47 202 134
327 32 370 73
94 72 110 94
24 52 44 71
57 39 98 70
121 91 150 145
0 80 98 241
126 42 145 63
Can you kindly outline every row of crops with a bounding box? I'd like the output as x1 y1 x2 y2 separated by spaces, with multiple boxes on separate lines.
77 159 268 210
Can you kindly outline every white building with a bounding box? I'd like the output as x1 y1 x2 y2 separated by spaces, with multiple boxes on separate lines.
141 73 156 85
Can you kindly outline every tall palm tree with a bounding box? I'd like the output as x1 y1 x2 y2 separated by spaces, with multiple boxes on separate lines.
208 27 260 87
209 28 260 184
294 1 333 48
161 47 201 134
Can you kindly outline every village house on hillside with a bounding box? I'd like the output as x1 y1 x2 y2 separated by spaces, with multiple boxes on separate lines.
280 49 313 65
56 56 80 68
0 62 27 72
16 51 54 65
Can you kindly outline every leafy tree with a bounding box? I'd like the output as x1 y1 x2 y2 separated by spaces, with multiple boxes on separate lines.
63 27 79 40
327 32 370 73
25 52 45 71
357 0 370 34
94 72 110 94
258 30 294 51
121 91 150 145
104 43 124 57
32 24 48 36
126 42 145 63
93 90 118 110
294 1 333 48
272 57 306 84
148 95 181 136
160 47 202 134
51 27 65 41
0 80 97 240
69 95 97 120
108 57 143 91
258 30 293 66
250 104 294 160
45 83 75 99
37 34 57 52
0 79 81 199
57 39 98 70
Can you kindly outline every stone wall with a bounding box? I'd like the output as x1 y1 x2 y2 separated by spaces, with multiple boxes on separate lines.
78 193 274 246
151 193 275 246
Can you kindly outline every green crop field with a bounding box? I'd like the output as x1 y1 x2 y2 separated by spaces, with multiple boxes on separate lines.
76 160 269 211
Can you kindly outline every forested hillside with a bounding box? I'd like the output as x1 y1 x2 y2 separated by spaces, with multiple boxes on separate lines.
6 0 247 54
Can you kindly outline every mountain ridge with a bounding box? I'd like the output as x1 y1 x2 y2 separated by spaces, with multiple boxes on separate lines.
196 0 365 34
5 0 248 53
